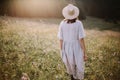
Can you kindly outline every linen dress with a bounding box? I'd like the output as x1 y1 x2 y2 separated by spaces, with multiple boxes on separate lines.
57 20 86 80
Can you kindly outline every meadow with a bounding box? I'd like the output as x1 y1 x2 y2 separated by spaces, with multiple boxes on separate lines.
0 16 120 80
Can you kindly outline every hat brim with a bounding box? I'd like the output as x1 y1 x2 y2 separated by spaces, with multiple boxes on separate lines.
62 4 79 19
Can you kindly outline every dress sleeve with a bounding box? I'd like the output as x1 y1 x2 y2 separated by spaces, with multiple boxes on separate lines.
57 21 63 40
78 21 86 39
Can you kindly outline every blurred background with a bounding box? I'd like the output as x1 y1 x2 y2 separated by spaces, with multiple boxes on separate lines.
0 0 120 22
0 0 120 80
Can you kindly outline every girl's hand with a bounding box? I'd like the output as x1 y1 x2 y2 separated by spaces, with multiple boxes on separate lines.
84 55 87 61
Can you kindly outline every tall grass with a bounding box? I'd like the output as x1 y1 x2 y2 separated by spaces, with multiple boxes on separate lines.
0 16 120 80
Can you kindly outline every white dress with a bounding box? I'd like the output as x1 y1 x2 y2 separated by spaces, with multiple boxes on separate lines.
57 20 86 80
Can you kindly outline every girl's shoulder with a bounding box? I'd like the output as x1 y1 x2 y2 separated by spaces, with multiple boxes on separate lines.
76 20 82 24
62 19 67 23
60 19 67 25
59 20 66 28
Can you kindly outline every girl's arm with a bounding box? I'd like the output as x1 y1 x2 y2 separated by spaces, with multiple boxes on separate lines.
60 40 63 50
80 38 87 61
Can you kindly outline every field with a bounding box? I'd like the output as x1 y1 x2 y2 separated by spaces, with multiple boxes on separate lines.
0 16 120 80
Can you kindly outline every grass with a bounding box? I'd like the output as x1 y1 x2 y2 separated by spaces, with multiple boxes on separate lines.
0 16 120 80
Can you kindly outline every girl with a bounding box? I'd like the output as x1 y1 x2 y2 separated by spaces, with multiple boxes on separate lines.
58 4 87 80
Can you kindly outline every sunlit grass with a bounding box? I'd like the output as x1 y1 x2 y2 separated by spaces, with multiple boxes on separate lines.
0 16 120 80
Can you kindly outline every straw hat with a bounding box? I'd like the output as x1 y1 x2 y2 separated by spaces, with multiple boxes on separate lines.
62 4 79 19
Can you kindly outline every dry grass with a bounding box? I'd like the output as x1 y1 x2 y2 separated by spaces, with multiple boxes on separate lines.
0 16 120 80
